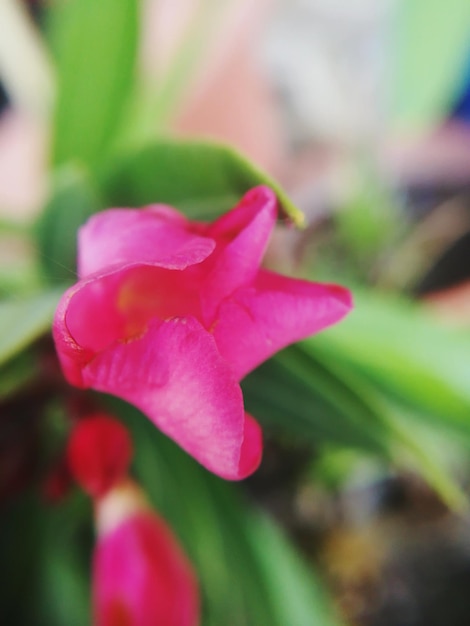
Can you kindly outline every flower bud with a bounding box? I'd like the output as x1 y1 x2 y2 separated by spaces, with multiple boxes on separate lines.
94 480 199 626
67 413 132 498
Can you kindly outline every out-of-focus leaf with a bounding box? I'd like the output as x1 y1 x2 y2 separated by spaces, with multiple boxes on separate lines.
0 352 36 401
246 511 342 626
0 227 40 297
335 159 404 269
312 291 470 435
47 0 139 168
36 166 103 284
244 342 466 510
1 493 91 626
391 0 470 129
35 492 92 626
112 401 340 626
0 290 60 367
102 139 305 225
242 345 393 455
0 495 41 625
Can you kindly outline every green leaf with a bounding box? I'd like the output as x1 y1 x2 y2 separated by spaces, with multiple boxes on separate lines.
47 0 139 168
334 157 405 270
246 512 342 626
35 493 92 626
102 139 305 225
0 227 41 298
302 290 470 508
0 352 37 401
390 0 470 129
0 290 60 368
312 291 470 435
244 340 466 511
242 345 393 456
112 401 340 626
0 495 43 625
0 491 92 626
36 166 103 284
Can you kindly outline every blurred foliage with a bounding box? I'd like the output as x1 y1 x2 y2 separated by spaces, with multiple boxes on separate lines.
36 166 103 284
101 140 304 224
116 402 342 626
47 0 139 169
391 0 470 129
0 290 60 367
2 0 470 625
314 292 470 435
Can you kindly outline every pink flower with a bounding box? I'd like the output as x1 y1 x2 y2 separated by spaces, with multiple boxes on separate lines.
94 485 199 626
54 186 352 479
67 415 200 626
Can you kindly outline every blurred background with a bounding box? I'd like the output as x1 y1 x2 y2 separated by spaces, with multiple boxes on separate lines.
3 1 470 625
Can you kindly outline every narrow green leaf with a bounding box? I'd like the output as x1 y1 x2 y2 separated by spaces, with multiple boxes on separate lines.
0 495 43 625
0 352 36 400
47 0 139 168
390 0 470 129
312 291 470 435
335 157 405 269
36 166 103 284
246 512 343 626
388 409 468 511
0 290 60 367
35 493 92 626
244 340 465 510
0 229 40 298
242 345 393 456
102 139 305 225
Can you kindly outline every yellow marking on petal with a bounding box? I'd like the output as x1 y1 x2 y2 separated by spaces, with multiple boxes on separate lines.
117 275 163 339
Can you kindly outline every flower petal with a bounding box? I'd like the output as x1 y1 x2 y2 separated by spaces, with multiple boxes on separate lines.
238 413 263 479
81 317 261 480
53 265 203 386
200 186 277 323
212 270 353 380
78 206 215 278
53 283 98 387
95 511 199 626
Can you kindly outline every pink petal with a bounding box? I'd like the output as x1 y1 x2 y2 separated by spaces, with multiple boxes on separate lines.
212 270 353 380
53 283 98 387
53 265 203 386
78 206 215 278
238 413 263 479
199 186 277 323
95 511 199 626
81 317 262 480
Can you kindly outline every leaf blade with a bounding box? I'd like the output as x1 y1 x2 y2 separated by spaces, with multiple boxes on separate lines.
0 290 60 367
390 0 470 129
48 0 139 168
102 139 305 224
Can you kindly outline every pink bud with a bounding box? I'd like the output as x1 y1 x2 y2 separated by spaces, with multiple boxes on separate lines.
67 414 133 498
94 481 199 626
